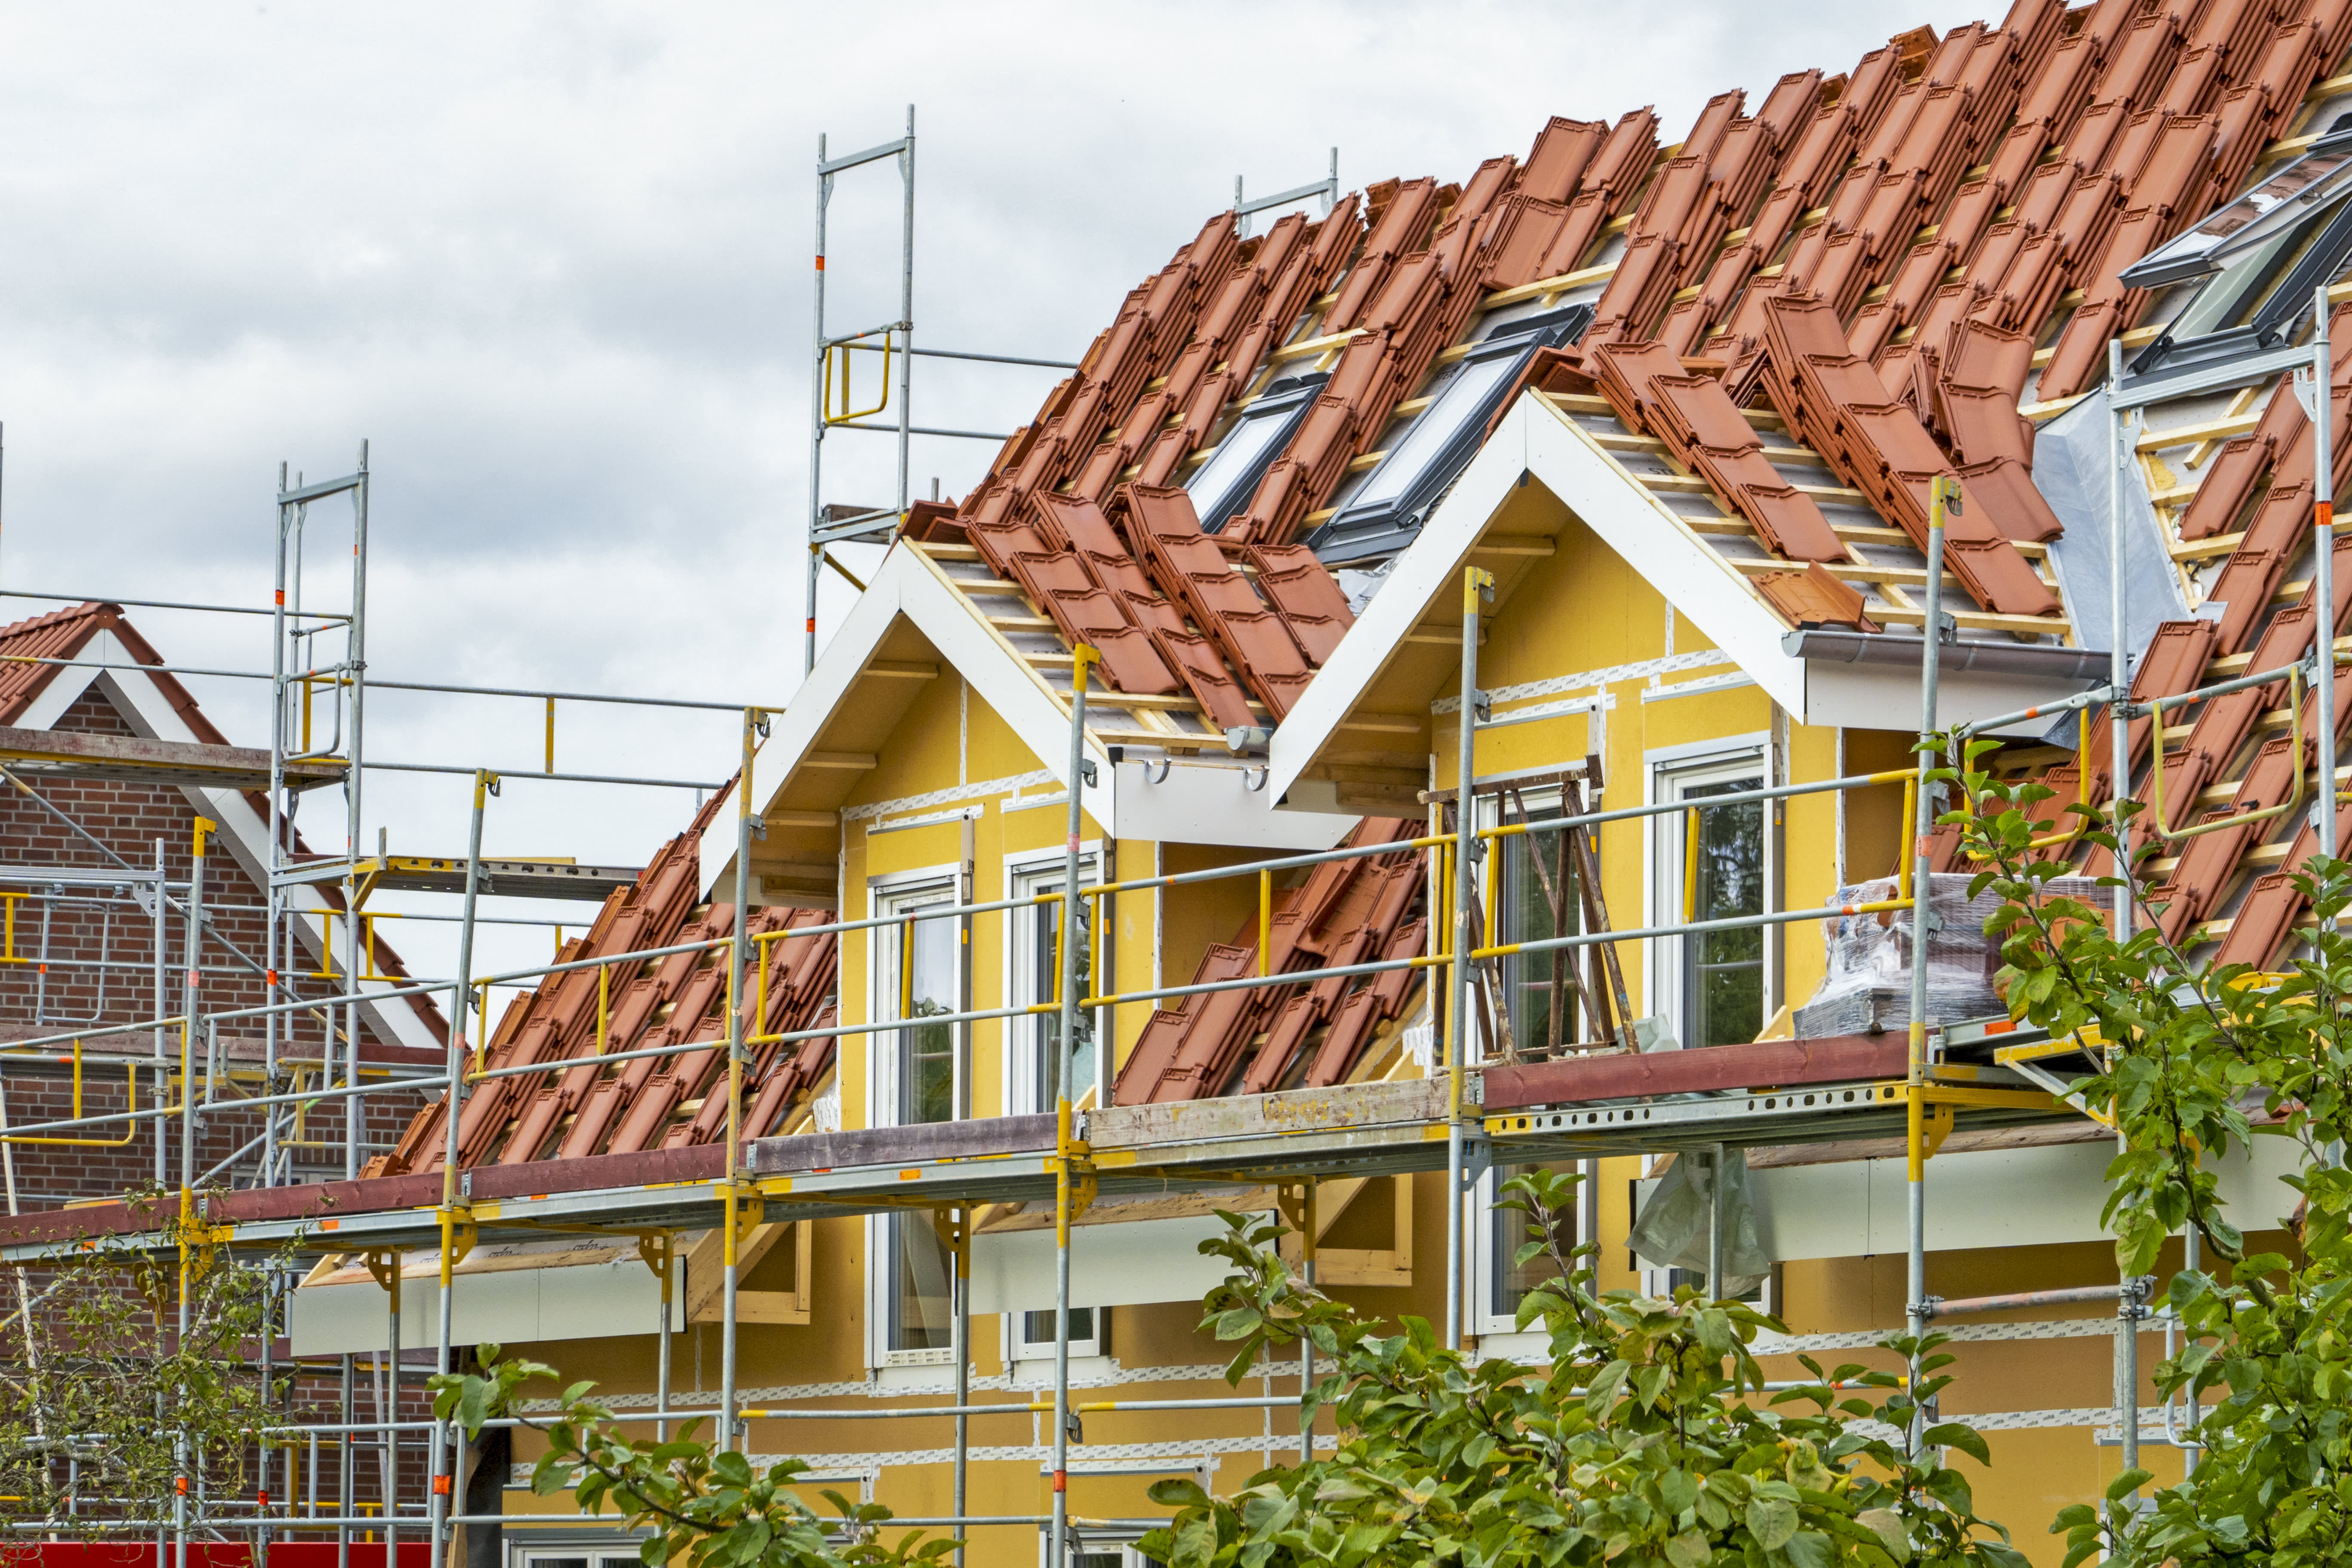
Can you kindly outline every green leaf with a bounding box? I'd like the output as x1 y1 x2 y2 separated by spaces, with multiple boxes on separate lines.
1856 1507 1910 1556
1664 1530 1710 1568
2104 1467 2153 1503
1746 1494 1798 1551
1922 1421 1991 1464
1781 1532 1833 1568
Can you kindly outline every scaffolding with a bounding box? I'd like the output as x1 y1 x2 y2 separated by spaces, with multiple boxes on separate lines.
0 538 2115 1568
4 187 2334 1568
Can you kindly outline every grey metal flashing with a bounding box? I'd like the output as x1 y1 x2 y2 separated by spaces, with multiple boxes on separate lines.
1779 629 2113 681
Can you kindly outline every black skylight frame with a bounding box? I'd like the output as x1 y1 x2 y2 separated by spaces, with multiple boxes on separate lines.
1184 372 1329 534
2124 115 2352 385
1305 303 1593 564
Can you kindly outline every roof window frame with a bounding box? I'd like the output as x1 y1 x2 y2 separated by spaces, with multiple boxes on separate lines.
2125 117 2352 385
1183 371 1329 534
1305 303 1592 565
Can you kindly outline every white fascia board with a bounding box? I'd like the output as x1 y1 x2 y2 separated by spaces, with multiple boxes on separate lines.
1268 391 1808 802
695 552 909 901
1110 760 1357 850
87 664 446 1054
1804 661 2077 738
698 545 1117 901
1266 402 1534 802
13 634 110 731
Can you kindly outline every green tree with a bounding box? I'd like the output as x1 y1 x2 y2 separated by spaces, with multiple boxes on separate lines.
0 1189 287 1540
433 1351 952 1568
1946 736 2352 1565
1139 1179 2028 1568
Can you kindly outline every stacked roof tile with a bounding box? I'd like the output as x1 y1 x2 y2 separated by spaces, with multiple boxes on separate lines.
378 799 839 1173
911 0 2352 743
369 0 2352 1148
886 0 2352 1078
1114 818 1428 1103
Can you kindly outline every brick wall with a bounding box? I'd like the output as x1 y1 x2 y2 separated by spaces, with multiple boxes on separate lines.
0 688 431 1207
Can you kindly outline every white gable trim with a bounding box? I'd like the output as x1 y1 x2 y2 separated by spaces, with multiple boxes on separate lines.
13 634 114 732
698 544 1115 902
1269 392 1806 802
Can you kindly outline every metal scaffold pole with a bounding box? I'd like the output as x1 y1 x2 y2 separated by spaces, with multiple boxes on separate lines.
268 467 290 1193
1904 475 1953 1448
896 104 916 532
154 836 168 1187
346 442 371 1183
1445 568 1490 1351
429 770 491 1568
175 817 209 1568
2312 288 2337 872
721 707 763 1453
805 107 917 680
806 131 830 681
2106 339 2133 945
1050 643 1097 1568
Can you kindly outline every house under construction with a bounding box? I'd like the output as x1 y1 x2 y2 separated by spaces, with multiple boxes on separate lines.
3 2 2351 1564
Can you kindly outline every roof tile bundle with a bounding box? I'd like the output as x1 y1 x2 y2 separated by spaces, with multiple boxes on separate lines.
915 4 2352 1031
1756 293 2063 612
1114 818 1426 1103
377 806 838 1174
1590 339 1849 563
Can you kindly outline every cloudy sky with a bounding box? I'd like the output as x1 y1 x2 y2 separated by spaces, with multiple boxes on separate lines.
0 0 1987 980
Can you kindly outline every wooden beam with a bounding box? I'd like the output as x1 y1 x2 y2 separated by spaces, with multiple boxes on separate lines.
2140 413 2260 451
864 660 940 679
1470 536 1558 557
803 752 877 769
1337 714 1429 735
767 809 840 829
1482 260 1617 310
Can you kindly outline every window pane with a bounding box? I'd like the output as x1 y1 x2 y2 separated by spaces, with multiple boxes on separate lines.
896 908 956 1126
1491 1162 1573 1317
888 1212 953 1351
1185 376 1325 533
1033 886 1096 1109
1349 354 1520 509
1020 1307 1095 1346
1499 805 1580 1056
1681 778 1764 1049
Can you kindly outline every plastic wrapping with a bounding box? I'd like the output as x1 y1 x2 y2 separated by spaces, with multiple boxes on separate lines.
1792 870 2100 1038
1628 1149 1770 1298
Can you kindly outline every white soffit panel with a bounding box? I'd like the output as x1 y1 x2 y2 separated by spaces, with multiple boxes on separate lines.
289 1257 680 1357
970 1214 1260 1315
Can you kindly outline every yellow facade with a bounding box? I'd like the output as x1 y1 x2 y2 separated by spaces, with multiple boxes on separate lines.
496 508 2142 1567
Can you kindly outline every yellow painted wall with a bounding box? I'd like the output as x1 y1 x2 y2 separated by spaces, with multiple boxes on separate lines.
486 540 2150 1565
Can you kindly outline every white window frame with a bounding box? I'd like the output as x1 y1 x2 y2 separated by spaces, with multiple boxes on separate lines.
508 1534 653 1568
864 864 965 1369
1002 1298 1106 1366
1001 843 1104 1118
1041 1532 1154 1568
863 863 965 1132
1471 1158 1599 1341
1644 738 1773 1047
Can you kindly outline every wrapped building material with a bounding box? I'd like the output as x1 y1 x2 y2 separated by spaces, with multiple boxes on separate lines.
1628 1148 1770 1298
1792 870 2100 1038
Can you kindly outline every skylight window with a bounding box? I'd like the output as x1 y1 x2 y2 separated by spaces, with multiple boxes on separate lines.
2124 116 2352 385
1306 303 1592 564
1184 373 1328 534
